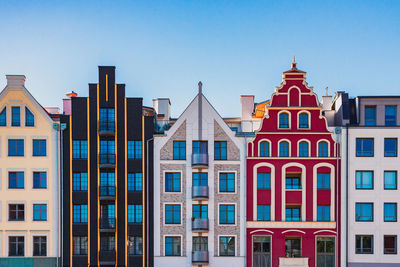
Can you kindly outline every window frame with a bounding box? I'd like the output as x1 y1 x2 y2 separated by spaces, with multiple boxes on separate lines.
127 140 142 160
127 172 142 192
318 140 329 157
218 203 236 225
8 203 25 222
164 172 182 193
384 203 397 222
355 202 374 222
128 204 143 224
317 205 331 222
214 141 227 160
11 106 21 127
33 171 47 189
384 138 398 157
385 105 397 126
355 171 374 190
298 112 310 129
279 140 290 157
8 235 25 257
317 173 330 190
259 140 270 157
218 172 236 193
257 172 271 190
173 141 186 160
384 235 397 255
356 138 374 157
355 235 373 254
257 205 271 221
164 203 181 225
72 172 88 191
0 106 7 126
364 105 377 126
32 235 47 256
164 235 182 256
32 139 47 157
298 140 309 157
33 204 47 221
218 235 236 257
384 171 397 190
278 111 290 129
8 171 25 189
25 107 35 127
8 139 25 157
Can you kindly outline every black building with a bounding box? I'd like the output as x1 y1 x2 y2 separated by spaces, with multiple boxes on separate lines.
61 66 154 267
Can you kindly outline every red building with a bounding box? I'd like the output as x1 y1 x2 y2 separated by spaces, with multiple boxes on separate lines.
246 61 340 267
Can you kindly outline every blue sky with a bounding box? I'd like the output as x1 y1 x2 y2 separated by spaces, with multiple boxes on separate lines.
1 0 399 117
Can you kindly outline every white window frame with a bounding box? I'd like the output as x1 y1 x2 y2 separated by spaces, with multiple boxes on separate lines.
278 139 291 157
7 201 26 222
6 232 27 257
7 168 26 190
217 170 237 194
163 234 183 257
6 136 26 158
297 139 311 157
31 168 48 190
31 201 49 222
31 136 48 157
217 203 237 226
163 202 183 226
163 170 183 194
297 111 311 130
218 234 237 257
277 110 291 129
31 232 49 257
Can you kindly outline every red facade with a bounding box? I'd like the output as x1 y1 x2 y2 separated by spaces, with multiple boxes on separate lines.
246 61 340 267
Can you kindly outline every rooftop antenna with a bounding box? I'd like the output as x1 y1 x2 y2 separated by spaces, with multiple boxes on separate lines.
198 81 202 95
325 87 328 96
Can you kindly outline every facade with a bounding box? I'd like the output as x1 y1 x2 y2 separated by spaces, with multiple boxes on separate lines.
60 66 154 267
0 75 60 266
246 61 340 267
153 83 246 266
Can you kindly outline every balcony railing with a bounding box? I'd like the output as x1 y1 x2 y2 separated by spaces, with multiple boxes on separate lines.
192 251 209 264
99 153 116 168
191 153 208 167
192 186 209 199
99 218 116 232
99 186 116 199
192 218 209 232
99 250 116 264
98 120 115 135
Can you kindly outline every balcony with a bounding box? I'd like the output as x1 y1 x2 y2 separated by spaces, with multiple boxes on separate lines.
99 186 116 200
99 218 116 232
192 251 209 264
99 153 116 168
192 218 209 232
191 153 208 168
192 185 209 200
98 120 115 136
99 250 116 265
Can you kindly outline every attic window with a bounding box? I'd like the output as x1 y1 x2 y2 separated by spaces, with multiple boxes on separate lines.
25 107 34 127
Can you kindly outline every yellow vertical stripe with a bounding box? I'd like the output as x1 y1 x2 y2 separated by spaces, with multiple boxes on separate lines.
114 84 118 267
97 84 100 265
106 74 109 102
142 116 145 267
69 115 73 267
87 98 91 266
124 99 128 266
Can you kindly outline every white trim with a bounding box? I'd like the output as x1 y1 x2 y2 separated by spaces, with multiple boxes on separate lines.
6 232 27 257
314 230 337 235
312 163 335 221
217 170 237 194
30 232 49 257
288 86 302 107
162 170 183 194
7 201 26 222
31 201 49 223
297 110 311 130
257 138 271 157
297 139 311 157
163 234 183 257
163 202 183 226
31 169 48 190
217 234 237 256
217 202 237 226
247 221 337 228
249 229 274 234
277 110 291 129
281 163 306 221
278 139 291 157
253 162 275 221
24 105 36 128
6 168 26 190
316 139 331 157
6 136 26 158
9 104 23 128
30 136 48 157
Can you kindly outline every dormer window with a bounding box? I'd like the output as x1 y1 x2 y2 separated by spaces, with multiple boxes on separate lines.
279 112 289 129
25 107 34 127
0 107 6 126
298 113 309 129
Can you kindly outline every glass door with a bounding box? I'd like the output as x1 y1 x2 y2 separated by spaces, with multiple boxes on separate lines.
253 236 271 267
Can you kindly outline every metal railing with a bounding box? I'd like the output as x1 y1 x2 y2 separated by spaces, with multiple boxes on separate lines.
99 218 116 229
191 153 208 167
99 153 116 164
99 186 116 197
192 186 209 199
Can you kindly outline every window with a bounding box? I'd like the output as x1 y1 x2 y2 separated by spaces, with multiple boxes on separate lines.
25 107 34 127
257 173 271 189
193 141 208 154
33 139 46 156
279 112 289 128
257 205 270 221
100 172 115 196
73 236 88 255
355 171 373 189
33 204 47 221
384 236 397 254
317 237 335 267
128 236 143 255
73 204 88 223
165 172 181 192
9 204 24 221
8 139 24 156
286 206 301 221
33 236 46 256
356 138 374 157
99 108 115 131
259 141 269 157
384 171 397 190
72 173 88 191
285 237 301 257
356 235 373 254
219 173 235 192
173 141 186 160
193 237 208 252
317 205 330 221
165 236 181 256
165 204 180 224
355 203 373 221
72 140 87 159
9 236 24 256
219 236 235 256
279 141 289 157
11 106 20 126
193 204 208 218
364 106 376 126
33 172 47 189
128 173 142 192
100 140 115 163
193 172 208 186
100 236 115 252
298 141 309 157
214 141 227 160
299 113 309 128
286 175 301 189
384 138 397 157
318 141 329 157
100 204 115 229
128 140 142 159
219 204 235 224
128 204 142 223
384 203 397 222
0 107 6 126
317 173 330 189
385 105 397 126
9 172 24 189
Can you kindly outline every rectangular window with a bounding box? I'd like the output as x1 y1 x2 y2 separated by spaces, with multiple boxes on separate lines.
9 172 24 189
72 173 88 191
0 107 6 126
100 236 115 252
385 105 397 126
9 236 24 256
317 173 330 189
355 203 373 221
73 236 88 255
192 204 208 218
384 171 397 190
219 204 235 224
165 204 181 224
192 237 208 252
317 237 335 267
33 139 46 156
173 141 186 160
99 108 115 131
33 236 46 256
285 237 301 257
193 172 208 186
33 172 47 189
128 140 142 159
128 204 143 223
219 236 235 256
165 172 181 192
72 140 88 159
99 204 115 229
384 138 398 157
99 140 115 164
128 236 143 255
219 173 235 192
33 204 47 221
165 236 181 256
384 203 397 222
364 106 376 126
128 173 142 192
214 141 227 160
193 141 208 154
73 204 88 223
356 235 373 254
356 138 374 157
257 205 271 221
286 175 301 189
9 204 25 221
257 173 271 189
355 171 373 189
286 206 301 221
25 107 34 127
8 139 24 156
384 235 397 254
317 205 330 221
11 106 20 126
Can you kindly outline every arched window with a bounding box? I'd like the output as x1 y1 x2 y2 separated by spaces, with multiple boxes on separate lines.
299 141 309 157
259 141 270 157
299 113 309 129
279 141 289 157
318 141 329 157
279 113 289 128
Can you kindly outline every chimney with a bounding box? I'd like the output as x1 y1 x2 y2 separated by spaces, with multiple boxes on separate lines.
153 98 171 120
66 91 78 98
6 75 26 88
240 95 255 132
